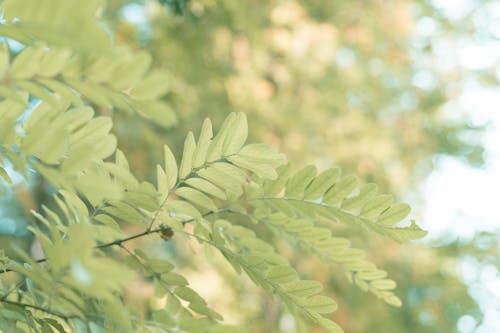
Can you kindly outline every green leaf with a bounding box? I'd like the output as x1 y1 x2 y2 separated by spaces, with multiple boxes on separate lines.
131 71 170 100
266 265 298 284
164 145 178 190
179 132 196 179
115 150 130 171
124 182 159 211
38 48 72 77
377 203 411 225
357 269 388 281
343 260 376 272
193 118 213 168
0 86 29 106
0 166 12 184
37 78 83 106
135 100 177 128
315 237 350 253
323 175 357 205
372 221 428 242
360 194 394 219
185 177 227 200
370 279 397 290
148 258 175 274
161 272 189 286
223 112 248 155
86 56 117 83
341 183 378 211
175 187 217 211
10 47 43 79
41 321 55 333
109 50 151 90
331 248 365 263
285 165 317 199
103 202 145 225
282 280 323 298
44 318 68 333
384 295 402 307
93 214 120 231
74 169 123 205
152 310 176 328
238 143 286 166
301 295 337 314
166 200 201 221
157 164 168 199
0 43 10 76
174 286 206 305
227 154 278 180
304 168 340 200
167 294 182 314
16 80 58 106
67 80 112 108
317 318 345 333
206 113 237 162
59 189 88 217
198 162 246 196
263 163 292 196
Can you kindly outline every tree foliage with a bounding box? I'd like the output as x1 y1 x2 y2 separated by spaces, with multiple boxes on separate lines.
0 0 439 332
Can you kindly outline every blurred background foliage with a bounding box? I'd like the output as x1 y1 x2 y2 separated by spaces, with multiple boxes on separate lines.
1 0 499 332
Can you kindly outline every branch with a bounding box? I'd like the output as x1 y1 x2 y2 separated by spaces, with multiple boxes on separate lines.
1 208 229 275
1 258 48 275
97 208 228 248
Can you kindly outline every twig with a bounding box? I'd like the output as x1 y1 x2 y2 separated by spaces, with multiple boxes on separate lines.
1 208 230 275
0 299 78 320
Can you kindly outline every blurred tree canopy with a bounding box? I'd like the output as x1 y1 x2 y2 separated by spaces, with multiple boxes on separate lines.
1 0 497 332
101 2 490 330
106 0 485 190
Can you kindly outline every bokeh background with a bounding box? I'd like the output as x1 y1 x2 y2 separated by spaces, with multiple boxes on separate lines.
1 0 499 332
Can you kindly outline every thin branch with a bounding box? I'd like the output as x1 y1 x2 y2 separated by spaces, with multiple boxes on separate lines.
1 258 47 275
97 208 227 248
0 299 78 320
95 228 155 249
1 208 230 275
